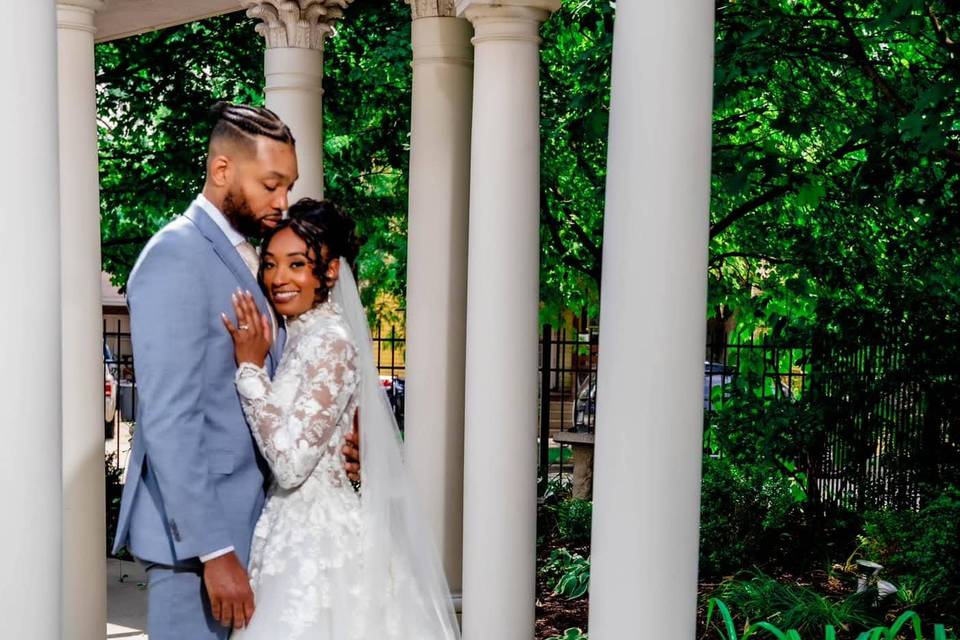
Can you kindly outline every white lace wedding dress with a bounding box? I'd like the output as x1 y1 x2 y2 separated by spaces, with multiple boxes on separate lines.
230 301 446 640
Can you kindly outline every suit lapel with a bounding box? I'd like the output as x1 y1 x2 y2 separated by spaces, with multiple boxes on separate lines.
184 205 284 370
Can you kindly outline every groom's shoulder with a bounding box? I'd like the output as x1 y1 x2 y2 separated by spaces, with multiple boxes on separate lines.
154 213 204 247
140 214 206 261
130 213 208 285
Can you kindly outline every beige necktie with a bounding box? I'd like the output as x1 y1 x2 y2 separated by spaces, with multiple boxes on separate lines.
235 241 278 342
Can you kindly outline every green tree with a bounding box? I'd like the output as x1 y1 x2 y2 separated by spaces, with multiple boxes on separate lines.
709 0 960 346
97 1 960 345
96 1 412 317
539 0 614 323
97 13 263 285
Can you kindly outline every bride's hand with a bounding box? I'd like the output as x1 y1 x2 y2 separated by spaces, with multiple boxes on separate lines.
221 289 272 367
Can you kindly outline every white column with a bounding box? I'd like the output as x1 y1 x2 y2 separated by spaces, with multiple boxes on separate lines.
0 1 63 638
243 0 353 201
588 2 714 638
456 1 558 637
403 4 473 601
57 3 106 639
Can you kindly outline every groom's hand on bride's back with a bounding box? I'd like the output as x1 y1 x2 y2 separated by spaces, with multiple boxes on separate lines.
203 552 255 630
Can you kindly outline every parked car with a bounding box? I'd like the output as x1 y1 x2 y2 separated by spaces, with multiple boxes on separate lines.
571 361 736 432
104 344 118 439
378 375 405 430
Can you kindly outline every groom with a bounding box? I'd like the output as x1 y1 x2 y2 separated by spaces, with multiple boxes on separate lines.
113 103 360 639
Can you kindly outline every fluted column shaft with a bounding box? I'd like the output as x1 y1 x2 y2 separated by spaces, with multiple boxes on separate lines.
243 0 353 200
588 1 715 637
57 3 107 638
265 46 325 199
456 1 558 638
404 9 473 600
0 1 63 637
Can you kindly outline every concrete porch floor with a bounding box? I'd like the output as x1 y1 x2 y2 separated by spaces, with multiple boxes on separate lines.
107 557 147 639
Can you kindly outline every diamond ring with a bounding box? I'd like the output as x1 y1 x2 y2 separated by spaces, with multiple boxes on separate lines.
238 324 250 331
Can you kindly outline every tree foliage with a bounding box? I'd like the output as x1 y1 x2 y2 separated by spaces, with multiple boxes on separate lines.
539 1 614 323
97 1 960 341
710 0 960 347
97 14 263 285
96 0 412 316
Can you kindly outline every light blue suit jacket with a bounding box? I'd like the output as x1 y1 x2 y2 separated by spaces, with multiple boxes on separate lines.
113 203 285 567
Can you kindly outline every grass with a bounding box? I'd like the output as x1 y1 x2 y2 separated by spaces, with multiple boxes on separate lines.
711 571 879 635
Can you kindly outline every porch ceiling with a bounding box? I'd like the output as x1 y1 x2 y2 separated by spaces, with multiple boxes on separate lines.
95 0 242 43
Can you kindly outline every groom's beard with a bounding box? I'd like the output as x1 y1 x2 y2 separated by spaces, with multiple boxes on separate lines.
222 189 262 239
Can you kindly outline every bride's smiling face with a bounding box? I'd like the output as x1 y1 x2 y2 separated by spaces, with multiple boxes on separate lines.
262 227 338 317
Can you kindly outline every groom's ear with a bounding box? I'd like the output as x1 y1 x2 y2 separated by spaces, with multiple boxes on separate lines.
207 153 232 187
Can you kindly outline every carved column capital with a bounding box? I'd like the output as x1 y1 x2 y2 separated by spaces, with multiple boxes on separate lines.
241 0 353 49
456 0 560 20
57 0 104 33
406 0 456 20
57 0 104 9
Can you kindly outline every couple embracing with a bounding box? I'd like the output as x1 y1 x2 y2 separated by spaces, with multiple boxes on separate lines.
112 103 460 640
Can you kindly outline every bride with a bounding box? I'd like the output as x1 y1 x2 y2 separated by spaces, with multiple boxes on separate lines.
221 198 460 639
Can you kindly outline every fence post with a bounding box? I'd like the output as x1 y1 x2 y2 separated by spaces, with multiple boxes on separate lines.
539 324 552 496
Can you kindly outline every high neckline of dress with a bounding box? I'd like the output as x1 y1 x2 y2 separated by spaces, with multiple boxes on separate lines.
285 300 341 337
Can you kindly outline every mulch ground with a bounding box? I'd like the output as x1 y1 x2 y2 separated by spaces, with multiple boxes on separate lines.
536 538 591 639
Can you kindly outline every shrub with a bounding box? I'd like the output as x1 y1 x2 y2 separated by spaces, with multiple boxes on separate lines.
551 498 593 545
105 453 126 557
699 457 806 575
861 486 960 605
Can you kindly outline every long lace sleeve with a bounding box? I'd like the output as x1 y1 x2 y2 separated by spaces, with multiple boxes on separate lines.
235 330 359 489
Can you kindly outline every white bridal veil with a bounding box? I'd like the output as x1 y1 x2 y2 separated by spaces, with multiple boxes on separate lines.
332 260 461 639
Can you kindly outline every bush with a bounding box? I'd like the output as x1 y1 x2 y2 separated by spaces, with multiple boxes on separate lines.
861 486 960 603
699 457 806 575
551 498 593 545
105 453 127 557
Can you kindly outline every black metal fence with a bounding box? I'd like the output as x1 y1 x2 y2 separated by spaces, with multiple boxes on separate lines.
103 318 137 458
103 320 408 442
106 319 960 511
538 325 599 493
811 343 960 511
536 331 960 510
372 324 406 429
703 339 960 510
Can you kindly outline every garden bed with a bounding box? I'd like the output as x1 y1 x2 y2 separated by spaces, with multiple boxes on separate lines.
535 492 960 640
536 536 590 639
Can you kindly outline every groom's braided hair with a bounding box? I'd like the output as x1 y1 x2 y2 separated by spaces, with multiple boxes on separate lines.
258 198 361 305
208 102 295 151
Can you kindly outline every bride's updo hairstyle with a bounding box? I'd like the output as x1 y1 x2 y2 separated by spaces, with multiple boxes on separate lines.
258 198 360 306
